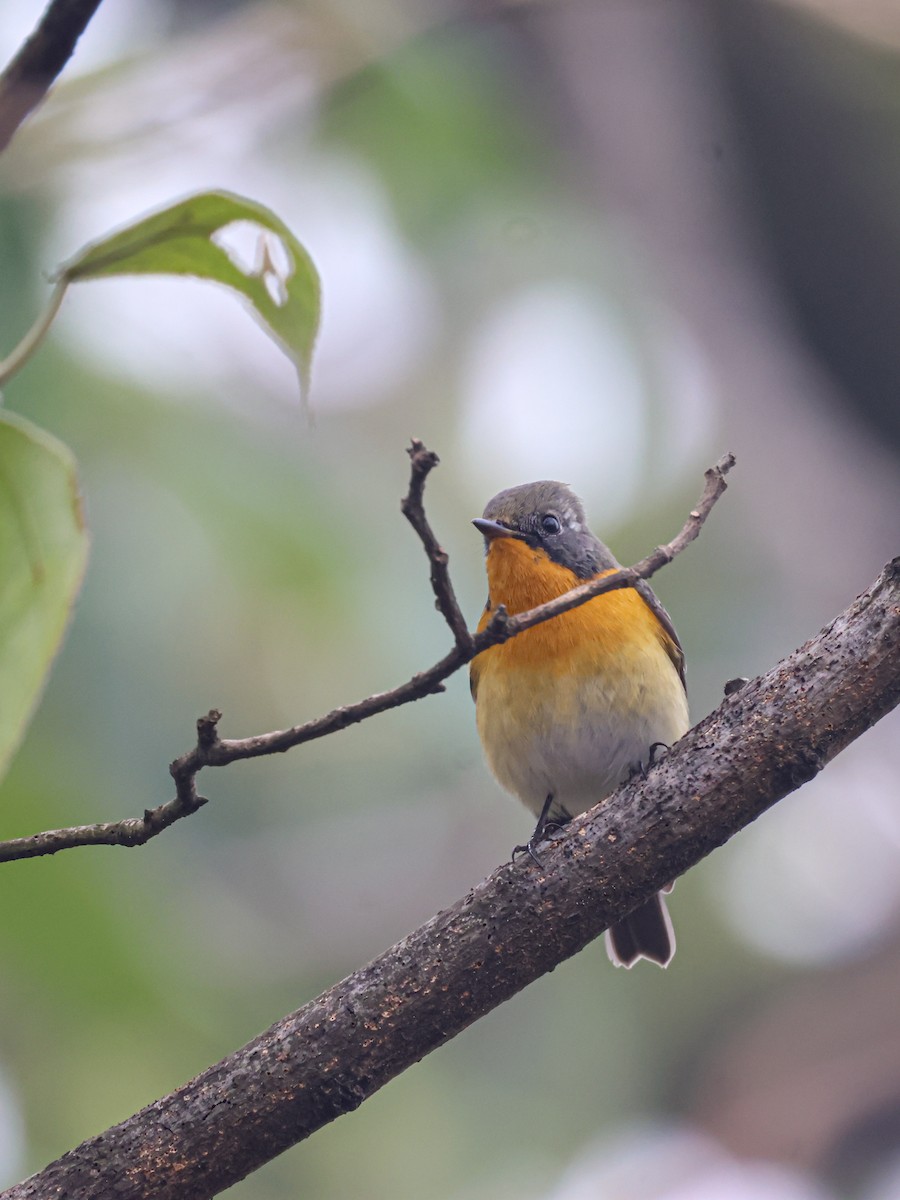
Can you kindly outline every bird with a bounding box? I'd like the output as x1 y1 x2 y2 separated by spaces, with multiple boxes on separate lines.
469 481 689 968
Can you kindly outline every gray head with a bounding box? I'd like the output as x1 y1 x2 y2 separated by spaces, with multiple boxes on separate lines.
473 481 618 579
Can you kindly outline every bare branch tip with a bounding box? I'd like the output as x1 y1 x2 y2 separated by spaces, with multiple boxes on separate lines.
197 709 222 751
485 605 511 640
406 438 439 472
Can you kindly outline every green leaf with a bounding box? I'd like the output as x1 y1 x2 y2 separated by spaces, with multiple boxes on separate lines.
58 190 321 396
0 411 89 782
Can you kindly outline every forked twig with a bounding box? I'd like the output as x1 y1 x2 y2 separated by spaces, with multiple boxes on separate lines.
0 444 734 863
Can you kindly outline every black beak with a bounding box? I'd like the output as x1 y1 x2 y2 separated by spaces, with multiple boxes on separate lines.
472 518 521 541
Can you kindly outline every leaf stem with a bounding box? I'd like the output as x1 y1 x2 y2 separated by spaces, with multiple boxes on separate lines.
0 279 69 389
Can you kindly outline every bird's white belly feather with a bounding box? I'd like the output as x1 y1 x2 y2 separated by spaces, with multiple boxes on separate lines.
475 658 688 820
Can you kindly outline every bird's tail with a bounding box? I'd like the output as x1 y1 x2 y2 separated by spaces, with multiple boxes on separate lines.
604 890 675 968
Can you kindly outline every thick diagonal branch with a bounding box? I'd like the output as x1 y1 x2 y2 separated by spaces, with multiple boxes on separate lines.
6 557 900 1200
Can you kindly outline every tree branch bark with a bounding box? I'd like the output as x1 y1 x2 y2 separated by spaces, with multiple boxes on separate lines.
0 0 106 155
6 556 900 1200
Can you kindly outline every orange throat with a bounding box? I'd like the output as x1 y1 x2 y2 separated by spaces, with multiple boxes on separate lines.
472 536 677 677
479 536 586 616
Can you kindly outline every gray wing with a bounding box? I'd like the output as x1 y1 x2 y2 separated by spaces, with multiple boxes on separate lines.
635 579 686 692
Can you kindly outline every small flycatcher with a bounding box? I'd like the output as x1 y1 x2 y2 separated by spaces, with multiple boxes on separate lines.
470 481 689 968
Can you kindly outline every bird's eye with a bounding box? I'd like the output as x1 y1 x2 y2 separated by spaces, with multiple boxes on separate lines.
541 514 561 535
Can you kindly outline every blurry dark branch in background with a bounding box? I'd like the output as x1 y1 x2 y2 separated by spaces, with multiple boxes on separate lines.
6 557 900 1200
0 0 105 154
0 442 732 865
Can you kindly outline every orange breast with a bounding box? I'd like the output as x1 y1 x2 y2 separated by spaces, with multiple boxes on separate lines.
472 536 670 678
470 536 689 817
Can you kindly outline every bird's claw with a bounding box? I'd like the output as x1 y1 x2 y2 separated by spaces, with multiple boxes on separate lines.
511 792 558 868
511 840 545 869
648 741 669 765
627 742 671 782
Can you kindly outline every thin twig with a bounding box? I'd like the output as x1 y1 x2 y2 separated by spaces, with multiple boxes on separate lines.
0 0 106 155
0 716 213 862
0 446 733 864
400 438 474 652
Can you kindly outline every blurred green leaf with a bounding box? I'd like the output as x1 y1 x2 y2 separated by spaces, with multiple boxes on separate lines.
58 191 321 395
0 410 88 782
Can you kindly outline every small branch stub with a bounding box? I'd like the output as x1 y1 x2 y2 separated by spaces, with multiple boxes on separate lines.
197 709 222 751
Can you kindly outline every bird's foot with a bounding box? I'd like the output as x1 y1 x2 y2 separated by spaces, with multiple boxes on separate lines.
627 742 671 782
511 793 563 868
511 837 545 869
648 741 669 766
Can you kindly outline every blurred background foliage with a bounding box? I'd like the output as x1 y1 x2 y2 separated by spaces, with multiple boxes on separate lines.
1 0 900 1197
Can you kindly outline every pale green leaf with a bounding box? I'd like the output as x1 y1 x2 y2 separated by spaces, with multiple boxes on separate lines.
58 190 321 395
0 411 89 782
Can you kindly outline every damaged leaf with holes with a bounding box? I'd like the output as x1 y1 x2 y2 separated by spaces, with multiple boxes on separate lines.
58 191 321 395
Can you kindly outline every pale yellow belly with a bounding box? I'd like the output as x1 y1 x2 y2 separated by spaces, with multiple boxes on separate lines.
474 639 689 820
